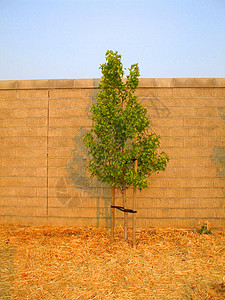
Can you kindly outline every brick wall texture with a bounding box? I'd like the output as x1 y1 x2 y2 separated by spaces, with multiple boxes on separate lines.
0 78 224 228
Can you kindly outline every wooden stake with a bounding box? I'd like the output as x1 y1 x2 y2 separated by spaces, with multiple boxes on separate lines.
122 184 128 241
132 159 138 248
111 186 115 243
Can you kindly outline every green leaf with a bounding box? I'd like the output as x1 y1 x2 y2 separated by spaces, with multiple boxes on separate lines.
83 50 169 190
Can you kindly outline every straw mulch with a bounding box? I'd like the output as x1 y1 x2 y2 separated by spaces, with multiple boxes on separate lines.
0 225 225 300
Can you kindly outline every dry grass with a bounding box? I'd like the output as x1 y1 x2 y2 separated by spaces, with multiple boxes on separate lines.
0 225 225 300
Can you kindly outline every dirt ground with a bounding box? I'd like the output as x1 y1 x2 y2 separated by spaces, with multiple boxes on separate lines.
0 225 225 300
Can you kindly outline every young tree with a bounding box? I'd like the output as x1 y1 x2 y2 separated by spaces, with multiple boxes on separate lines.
84 50 169 241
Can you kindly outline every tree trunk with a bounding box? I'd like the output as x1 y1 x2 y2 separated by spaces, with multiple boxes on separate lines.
111 187 115 243
122 183 128 241
132 159 138 248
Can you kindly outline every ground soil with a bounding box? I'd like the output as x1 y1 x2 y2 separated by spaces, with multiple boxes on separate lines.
0 225 225 299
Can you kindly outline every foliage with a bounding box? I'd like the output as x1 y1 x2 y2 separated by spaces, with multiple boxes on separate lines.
83 50 169 191
198 224 212 235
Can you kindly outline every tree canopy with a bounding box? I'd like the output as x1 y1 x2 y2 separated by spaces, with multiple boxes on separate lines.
84 50 169 191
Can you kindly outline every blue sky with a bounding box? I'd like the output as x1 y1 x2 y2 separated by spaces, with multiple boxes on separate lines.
0 0 225 80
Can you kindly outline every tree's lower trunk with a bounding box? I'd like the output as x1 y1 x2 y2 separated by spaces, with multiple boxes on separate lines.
122 183 128 241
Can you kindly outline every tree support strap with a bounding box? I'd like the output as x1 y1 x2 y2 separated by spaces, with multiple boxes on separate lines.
111 205 137 214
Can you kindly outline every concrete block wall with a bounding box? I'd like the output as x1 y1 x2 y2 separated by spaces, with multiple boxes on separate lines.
0 78 224 228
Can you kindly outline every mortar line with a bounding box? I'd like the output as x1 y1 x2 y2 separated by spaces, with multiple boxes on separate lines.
46 89 50 216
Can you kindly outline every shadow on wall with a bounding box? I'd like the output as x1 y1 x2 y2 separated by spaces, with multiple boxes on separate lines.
140 96 171 118
211 147 225 179
66 86 111 227
210 100 225 197
66 127 111 227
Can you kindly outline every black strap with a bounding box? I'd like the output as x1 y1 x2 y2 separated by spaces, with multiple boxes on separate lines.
111 205 137 213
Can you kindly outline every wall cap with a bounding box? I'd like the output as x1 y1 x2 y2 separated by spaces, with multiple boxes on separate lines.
0 78 224 89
